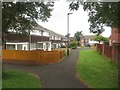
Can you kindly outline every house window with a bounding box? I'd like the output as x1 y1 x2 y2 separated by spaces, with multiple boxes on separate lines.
52 44 56 48
52 36 54 40
31 43 36 49
7 45 15 50
17 45 22 50
54 36 55 40
37 43 43 48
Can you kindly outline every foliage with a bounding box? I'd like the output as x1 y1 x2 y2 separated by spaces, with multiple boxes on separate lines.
69 2 120 35
65 33 70 38
69 40 77 49
74 31 83 41
3 70 40 88
2 2 54 34
77 50 118 88
94 35 108 43
2 1 54 49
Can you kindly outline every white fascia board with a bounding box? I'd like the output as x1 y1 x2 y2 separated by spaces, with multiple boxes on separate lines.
37 41 51 43
6 42 29 45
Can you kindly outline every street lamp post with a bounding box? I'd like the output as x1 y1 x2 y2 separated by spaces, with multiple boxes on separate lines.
67 13 73 56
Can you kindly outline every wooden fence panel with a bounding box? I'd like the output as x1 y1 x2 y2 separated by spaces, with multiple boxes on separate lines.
104 45 112 59
2 50 65 64
96 44 102 54
96 43 120 62
112 43 120 62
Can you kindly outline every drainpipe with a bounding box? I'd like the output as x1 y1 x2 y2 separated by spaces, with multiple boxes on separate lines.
29 30 31 51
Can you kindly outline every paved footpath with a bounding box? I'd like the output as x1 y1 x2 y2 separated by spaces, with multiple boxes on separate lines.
3 48 90 88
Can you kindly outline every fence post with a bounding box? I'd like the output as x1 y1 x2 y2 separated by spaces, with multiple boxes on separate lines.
102 44 104 55
112 43 120 62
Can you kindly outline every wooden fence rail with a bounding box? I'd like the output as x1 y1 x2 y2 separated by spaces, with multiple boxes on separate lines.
2 50 65 65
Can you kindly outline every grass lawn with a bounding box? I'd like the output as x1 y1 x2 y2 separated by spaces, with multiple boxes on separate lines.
2 70 41 88
77 49 118 88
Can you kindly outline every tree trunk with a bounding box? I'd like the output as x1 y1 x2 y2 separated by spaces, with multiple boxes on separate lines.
2 33 7 49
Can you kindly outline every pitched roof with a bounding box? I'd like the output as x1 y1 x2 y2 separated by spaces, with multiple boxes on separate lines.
33 24 65 38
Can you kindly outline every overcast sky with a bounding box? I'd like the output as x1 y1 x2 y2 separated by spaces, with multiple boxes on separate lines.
38 0 111 37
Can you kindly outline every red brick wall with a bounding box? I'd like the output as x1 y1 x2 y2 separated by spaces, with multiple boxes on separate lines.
110 27 120 44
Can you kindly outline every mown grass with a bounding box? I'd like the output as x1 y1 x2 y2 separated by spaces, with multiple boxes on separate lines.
77 49 118 88
2 70 40 88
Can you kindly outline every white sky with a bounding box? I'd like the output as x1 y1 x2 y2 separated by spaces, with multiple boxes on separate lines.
38 0 111 37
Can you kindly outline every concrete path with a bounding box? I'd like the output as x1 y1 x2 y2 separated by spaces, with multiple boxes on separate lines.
3 48 89 88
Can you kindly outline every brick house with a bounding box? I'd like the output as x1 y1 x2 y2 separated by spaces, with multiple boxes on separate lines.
80 35 98 46
69 35 98 46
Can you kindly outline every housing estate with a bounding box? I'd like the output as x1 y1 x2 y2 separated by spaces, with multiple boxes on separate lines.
5 24 68 51
69 35 98 46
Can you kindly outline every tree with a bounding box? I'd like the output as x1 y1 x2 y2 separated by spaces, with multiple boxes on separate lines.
2 1 54 48
94 35 109 43
65 33 70 38
69 40 77 49
69 2 120 35
74 31 83 41
74 31 83 45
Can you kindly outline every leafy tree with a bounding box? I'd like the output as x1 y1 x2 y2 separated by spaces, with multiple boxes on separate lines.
74 31 83 41
2 1 54 48
69 1 120 35
74 31 83 45
69 40 77 49
65 33 70 38
94 35 109 43
2 2 54 33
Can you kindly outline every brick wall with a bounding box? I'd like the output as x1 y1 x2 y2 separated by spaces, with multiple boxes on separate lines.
110 27 120 45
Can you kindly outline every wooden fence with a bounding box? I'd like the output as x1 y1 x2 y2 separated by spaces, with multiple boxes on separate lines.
103 45 112 59
96 43 120 62
96 44 102 54
2 50 65 65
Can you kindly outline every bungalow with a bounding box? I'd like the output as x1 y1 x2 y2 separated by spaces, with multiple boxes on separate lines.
5 24 68 51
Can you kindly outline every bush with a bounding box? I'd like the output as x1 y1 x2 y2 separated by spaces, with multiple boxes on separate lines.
60 45 66 48
69 41 77 49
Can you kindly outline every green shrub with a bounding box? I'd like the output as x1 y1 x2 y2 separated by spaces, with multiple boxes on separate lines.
69 41 77 49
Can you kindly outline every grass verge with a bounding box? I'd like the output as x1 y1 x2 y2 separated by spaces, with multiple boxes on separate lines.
2 70 40 88
77 49 118 88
